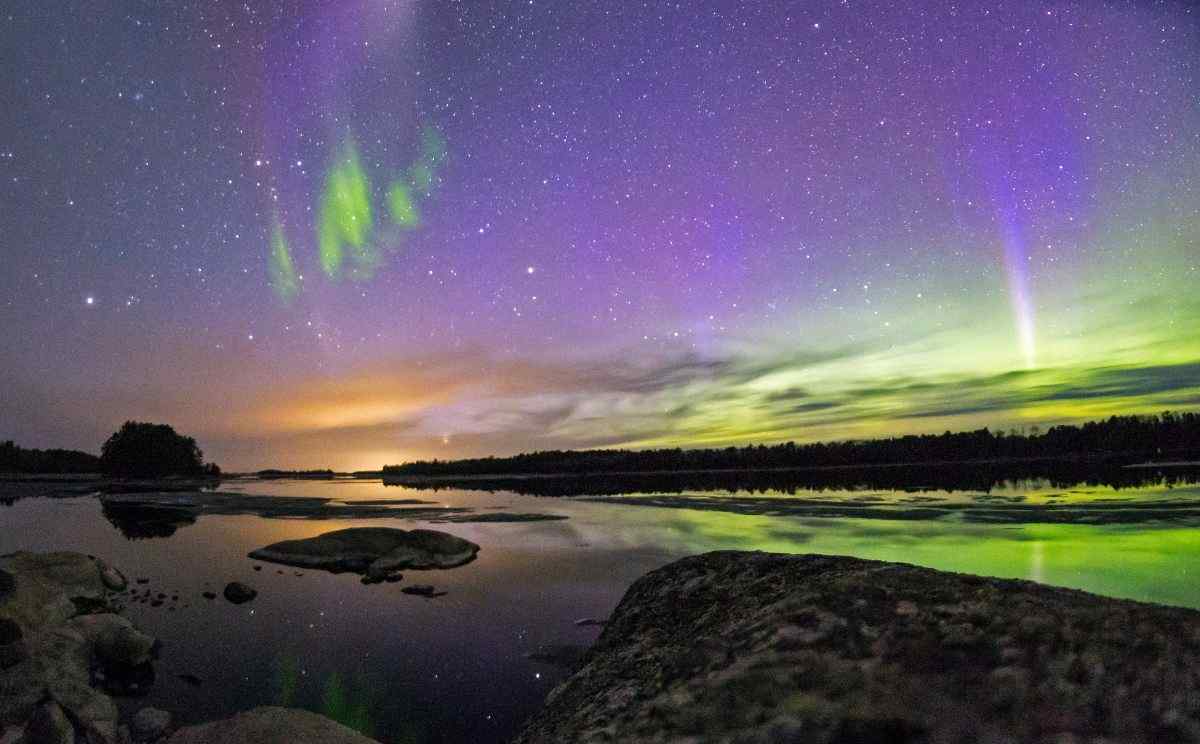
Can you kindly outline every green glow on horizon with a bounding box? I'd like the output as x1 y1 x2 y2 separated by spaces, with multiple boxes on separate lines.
318 137 375 279
268 219 300 302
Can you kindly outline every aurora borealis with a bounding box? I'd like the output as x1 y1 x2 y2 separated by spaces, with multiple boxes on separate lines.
2 1 1198 470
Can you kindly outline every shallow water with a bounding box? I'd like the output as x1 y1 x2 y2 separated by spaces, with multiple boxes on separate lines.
4 475 1200 742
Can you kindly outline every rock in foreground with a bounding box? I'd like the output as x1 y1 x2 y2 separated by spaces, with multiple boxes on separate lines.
164 706 380 744
248 527 479 580
515 551 1200 744
0 551 157 744
222 582 257 604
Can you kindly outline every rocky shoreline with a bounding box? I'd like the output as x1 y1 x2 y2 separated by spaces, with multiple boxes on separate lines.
0 551 380 744
9 547 1200 743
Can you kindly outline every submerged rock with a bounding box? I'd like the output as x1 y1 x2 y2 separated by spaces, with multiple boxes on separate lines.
525 644 587 669
222 583 257 605
163 706 380 744
515 551 1200 744
573 618 606 627
399 584 444 597
248 527 479 581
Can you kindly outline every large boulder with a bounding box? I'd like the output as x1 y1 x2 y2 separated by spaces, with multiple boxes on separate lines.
164 707 380 744
0 552 150 744
0 553 110 630
248 527 479 580
515 551 1200 744
68 614 156 667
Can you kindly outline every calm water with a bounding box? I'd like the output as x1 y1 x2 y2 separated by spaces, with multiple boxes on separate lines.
4 473 1200 742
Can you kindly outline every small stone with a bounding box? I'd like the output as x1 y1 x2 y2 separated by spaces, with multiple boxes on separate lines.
223 582 257 604
400 585 443 597
98 561 128 592
201 592 216 600
574 618 606 627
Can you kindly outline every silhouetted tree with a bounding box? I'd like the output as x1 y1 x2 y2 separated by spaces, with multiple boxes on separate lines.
100 421 208 478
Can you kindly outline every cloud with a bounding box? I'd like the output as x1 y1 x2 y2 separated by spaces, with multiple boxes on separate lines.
36 331 1197 470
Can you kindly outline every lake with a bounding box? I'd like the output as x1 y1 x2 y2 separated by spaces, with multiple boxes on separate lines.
3 468 1200 743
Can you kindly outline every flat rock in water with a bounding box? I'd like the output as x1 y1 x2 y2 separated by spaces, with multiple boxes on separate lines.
248 527 479 580
164 706 380 744
514 551 1200 744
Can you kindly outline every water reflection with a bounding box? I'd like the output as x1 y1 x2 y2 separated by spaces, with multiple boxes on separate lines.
384 462 1200 497
3 471 1200 743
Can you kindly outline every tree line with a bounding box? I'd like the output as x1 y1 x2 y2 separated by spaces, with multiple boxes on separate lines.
0 440 100 474
2 421 220 477
383 412 1200 477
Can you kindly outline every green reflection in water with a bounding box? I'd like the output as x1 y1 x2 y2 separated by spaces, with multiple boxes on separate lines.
654 507 1200 609
321 671 375 737
275 653 299 707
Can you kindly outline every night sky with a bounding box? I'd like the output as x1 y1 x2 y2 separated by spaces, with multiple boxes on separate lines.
2 1 1198 471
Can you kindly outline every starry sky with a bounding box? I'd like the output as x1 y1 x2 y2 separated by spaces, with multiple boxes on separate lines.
2 1 1198 471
